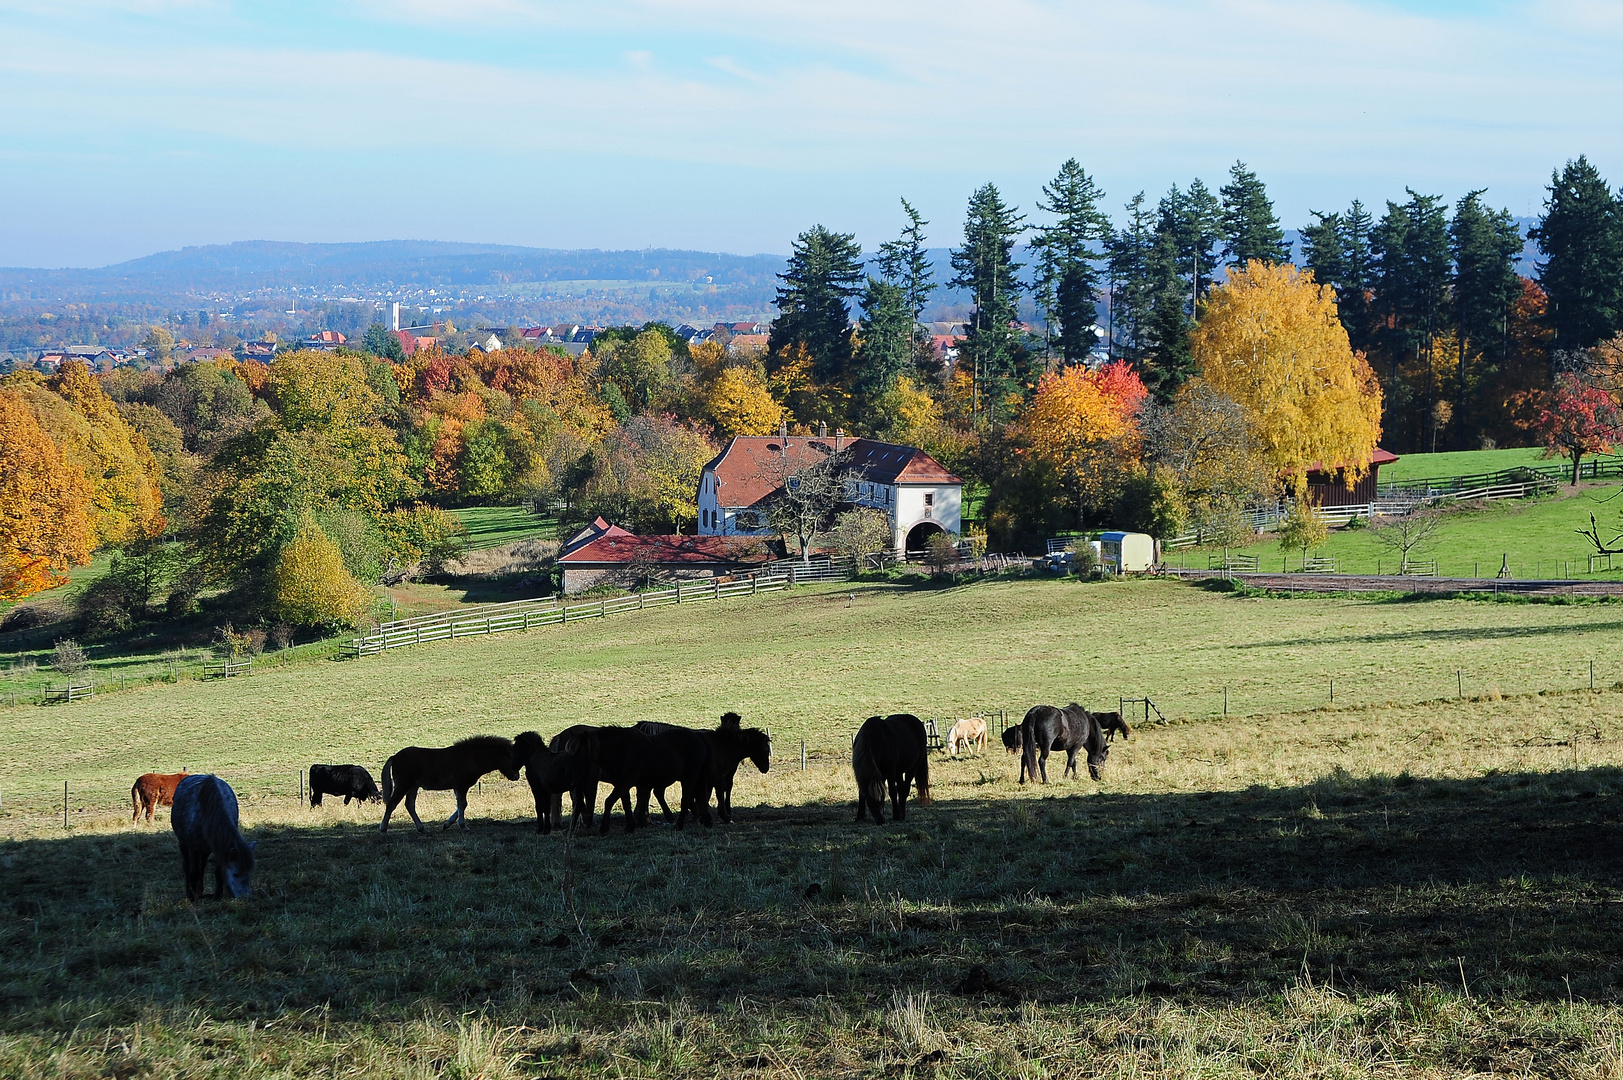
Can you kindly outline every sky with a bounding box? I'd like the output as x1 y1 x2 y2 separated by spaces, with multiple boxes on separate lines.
2 0 1621 268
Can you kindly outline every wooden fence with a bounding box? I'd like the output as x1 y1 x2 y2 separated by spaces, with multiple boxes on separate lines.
44 683 93 704
353 557 855 657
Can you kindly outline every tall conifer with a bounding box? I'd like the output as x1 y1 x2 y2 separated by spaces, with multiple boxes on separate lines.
1531 156 1623 349
1030 159 1110 364
950 184 1027 425
1219 161 1289 267
769 225 865 384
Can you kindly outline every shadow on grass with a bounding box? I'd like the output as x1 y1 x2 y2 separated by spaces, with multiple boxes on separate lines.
3 765 1622 1025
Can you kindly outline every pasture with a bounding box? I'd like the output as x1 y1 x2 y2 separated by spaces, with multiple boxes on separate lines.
449 505 559 550
4 578 1623 1076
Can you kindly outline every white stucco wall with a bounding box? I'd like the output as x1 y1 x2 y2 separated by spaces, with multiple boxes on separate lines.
894 483 962 550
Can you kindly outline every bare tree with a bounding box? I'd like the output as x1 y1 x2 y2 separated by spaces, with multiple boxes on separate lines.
764 447 852 563
1372 508 1445 573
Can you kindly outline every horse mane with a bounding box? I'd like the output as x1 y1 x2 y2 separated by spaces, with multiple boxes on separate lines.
718 711 742 732
513 731 546 761
851 717 886 804
454 735 513 752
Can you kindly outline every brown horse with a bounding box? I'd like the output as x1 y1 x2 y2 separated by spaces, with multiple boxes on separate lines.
513 730 597 834
132 771 188 823
378 736 522 833
705 711 771 823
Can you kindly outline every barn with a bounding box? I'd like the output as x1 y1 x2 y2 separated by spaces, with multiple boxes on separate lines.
555 527 775 595
1305 448 1399 508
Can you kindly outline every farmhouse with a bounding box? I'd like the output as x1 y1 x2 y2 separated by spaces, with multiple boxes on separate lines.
696 429 963 554
556 516 774 594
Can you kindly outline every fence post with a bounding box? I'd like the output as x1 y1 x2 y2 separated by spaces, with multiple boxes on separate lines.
64 781 68 829
714 578 720 600
1223 687 1228 716
801 739 806 771
753 574 759 595
600 598 606 618
676 582 682 603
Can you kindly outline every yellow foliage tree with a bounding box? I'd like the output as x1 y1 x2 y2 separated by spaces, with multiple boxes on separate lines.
0 388 94 600
704 365 783 439
4 363 165 547
268 520 371 628
1192 261 1383 493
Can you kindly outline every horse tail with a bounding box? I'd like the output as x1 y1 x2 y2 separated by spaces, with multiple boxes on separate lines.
914 735 931 805
131 780 141 820
851 723 884 805
381 755 395 803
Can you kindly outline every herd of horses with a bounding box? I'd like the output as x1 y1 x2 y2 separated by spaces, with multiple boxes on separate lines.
131 702 1130 901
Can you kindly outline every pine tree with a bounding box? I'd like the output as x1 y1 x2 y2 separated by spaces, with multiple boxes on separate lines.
1106 193 1157 363
1373 190 1451 448
853 277 912 407
1030 159 1109 364
1219 161 1288 267
950 183 1027 426
875 198 936 323
1155 180 1223 302
1450 190 1524 442
1142 233 1197 401
1301 210 1348 290
1531 156 1623 349
1338 201 1377 354
768 225 865 384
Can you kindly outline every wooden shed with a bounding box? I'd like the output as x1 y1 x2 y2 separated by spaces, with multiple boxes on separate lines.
1305 448 1399 508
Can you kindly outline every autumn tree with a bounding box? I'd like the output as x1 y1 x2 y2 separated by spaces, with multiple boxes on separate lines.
1191 261 1383 494
1276 500 1329 569
704 365 783 439
833 507 894 568
0 388 93 601
1535 372 1623 484
268 518 372 629
1141 379 1273 540
765 445 851 563
1021 360 1148 526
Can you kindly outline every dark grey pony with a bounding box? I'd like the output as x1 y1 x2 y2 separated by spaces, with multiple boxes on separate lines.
1017 703 1131 783
171 774 256 902
852 713 931 824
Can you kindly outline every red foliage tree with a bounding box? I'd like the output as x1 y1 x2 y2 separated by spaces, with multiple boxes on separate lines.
1536 373 1623 484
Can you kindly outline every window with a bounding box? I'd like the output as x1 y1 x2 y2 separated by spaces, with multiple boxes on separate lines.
924 493 934 507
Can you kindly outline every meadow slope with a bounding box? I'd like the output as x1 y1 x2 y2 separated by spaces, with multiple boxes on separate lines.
4 577 1623 1077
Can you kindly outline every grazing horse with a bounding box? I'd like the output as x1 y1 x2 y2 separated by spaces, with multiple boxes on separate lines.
705 711 771 823
378 735 522 833
852 713 931 824
131 771 187 823
1018 703 1131 784
307 763 381 807
513 730 596 834
171 774 255 901
946 717 988 757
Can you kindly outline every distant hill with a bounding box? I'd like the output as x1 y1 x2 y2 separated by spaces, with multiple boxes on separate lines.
0 240 788 301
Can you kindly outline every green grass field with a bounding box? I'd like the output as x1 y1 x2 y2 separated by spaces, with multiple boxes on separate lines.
1379 445 1561 482
449 505 559 550
1182 484 1623 579
4 577 1623 1075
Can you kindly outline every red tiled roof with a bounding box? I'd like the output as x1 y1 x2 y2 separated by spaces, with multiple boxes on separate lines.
703 436 961 509
1306 447 1399 475
557 532 773 566
560 515 632 555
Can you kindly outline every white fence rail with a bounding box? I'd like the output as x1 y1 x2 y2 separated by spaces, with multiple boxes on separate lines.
353 557 855 657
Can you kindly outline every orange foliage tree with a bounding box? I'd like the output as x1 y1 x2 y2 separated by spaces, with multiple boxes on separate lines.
1191 261 1383 494
1021 360 1149 507
0 388 94 600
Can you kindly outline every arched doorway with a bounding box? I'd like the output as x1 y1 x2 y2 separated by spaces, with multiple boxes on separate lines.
905 520 946 555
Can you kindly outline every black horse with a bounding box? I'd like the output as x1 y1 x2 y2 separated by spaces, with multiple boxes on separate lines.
706 711 771 823
566 725 712 834
544 725 605 830
628 722 718 830
1017 703 1131 784
513 731 596 834
852 713 931 824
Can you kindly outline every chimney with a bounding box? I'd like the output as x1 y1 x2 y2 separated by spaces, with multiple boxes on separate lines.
834 427 845 452
818 421 828 438
778 420 788 439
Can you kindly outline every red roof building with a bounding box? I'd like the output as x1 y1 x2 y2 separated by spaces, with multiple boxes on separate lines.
555 527 773 594
1306 447 1399 508
696 431 963 554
